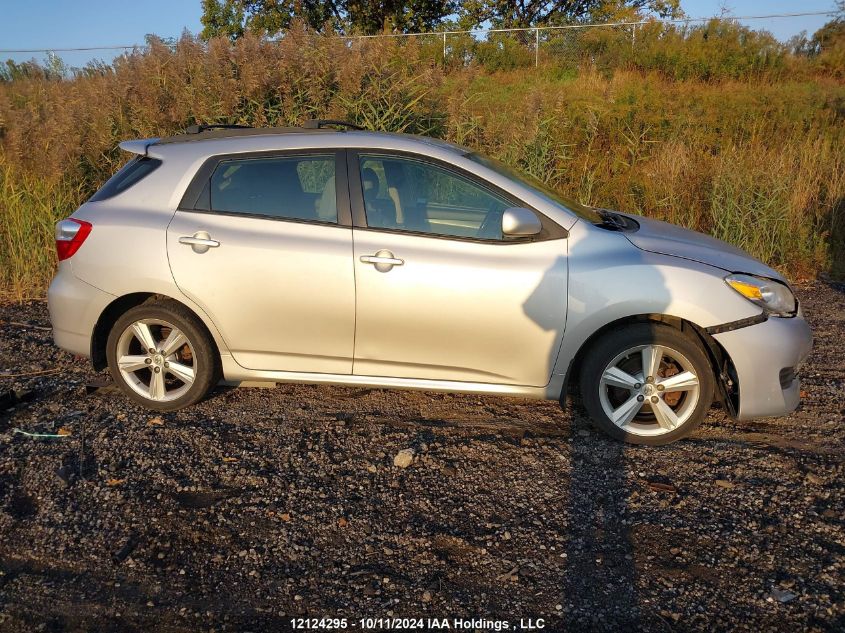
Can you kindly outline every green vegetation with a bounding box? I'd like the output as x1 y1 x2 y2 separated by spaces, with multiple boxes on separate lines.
1 18 844 300
198 0 681 37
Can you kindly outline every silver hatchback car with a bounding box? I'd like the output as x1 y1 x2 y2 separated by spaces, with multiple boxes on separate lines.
48 121 812 445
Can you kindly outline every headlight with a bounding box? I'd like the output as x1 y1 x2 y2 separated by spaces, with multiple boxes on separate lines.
725 274 796 317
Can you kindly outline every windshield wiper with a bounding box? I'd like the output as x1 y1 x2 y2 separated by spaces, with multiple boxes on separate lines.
596 210 629 231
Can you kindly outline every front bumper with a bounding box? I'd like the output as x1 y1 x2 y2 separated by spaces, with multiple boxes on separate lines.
47 262 116 358
713 312 813 420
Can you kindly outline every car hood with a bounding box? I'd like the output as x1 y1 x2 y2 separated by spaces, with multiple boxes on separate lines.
617 213 784 281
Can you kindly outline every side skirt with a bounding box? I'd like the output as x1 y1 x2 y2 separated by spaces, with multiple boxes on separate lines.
220 356 558 400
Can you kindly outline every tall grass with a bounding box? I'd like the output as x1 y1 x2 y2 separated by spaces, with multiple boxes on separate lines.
447 69 845 278
0 156 84 299
0 25 843 300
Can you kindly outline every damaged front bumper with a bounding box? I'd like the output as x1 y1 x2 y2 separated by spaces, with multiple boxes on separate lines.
712 309 813 420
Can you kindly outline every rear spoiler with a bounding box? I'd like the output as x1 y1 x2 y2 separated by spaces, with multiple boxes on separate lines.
118 138 161 157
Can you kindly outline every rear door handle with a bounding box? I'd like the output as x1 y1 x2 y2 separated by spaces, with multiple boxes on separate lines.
179 231 219 253
360 255 404 265
360 250 404 272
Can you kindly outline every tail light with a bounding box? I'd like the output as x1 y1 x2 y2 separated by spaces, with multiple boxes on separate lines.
55 218 92 261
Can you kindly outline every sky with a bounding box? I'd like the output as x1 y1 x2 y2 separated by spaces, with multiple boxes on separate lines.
0 0 840 69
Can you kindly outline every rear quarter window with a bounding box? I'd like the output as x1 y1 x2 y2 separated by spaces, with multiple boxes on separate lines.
89 157 162 202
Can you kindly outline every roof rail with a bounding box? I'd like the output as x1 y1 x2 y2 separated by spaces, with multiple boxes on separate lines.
302 119 365 131
184 123 253 134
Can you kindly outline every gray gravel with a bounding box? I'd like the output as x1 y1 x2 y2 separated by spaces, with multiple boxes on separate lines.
0 282 843 632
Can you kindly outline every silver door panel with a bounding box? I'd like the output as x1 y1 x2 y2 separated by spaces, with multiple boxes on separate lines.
167 212 355 373
353 230 568 386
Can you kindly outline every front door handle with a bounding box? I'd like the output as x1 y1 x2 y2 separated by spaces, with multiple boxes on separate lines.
179 231 220 254
360 249 404 272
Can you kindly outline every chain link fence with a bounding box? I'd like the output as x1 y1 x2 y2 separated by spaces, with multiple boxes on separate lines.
335 11 837 70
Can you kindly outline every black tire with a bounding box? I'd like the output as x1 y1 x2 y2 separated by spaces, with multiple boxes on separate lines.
106 298 220 411
580 323 714 446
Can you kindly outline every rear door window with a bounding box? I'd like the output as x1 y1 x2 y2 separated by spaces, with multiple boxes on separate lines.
208 155 337 223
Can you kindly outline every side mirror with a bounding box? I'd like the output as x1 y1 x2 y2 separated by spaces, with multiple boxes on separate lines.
502 207 542 237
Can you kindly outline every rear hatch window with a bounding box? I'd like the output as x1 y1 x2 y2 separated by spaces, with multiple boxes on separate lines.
89 156 162 202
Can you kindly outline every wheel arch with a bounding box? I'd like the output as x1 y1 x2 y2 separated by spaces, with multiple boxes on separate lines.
91 292 224 371
561 313 737 411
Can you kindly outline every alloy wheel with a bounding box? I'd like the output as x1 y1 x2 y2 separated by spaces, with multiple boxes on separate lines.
115 319 197 402
598 344 701 437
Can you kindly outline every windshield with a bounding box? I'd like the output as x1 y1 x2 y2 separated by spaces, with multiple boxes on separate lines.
464 152 602 223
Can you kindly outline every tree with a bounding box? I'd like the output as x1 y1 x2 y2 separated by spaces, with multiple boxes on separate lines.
200 0 247 39
200 0 340 38
813 19 845 50
457 0 681 29
807 5 845 76
199 0 455 38
346 0 457 34
0 55 67 83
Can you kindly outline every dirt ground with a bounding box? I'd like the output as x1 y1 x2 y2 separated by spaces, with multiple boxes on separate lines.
0 282 843 633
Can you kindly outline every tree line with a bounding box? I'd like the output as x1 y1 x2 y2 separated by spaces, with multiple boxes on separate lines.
199 0 682 38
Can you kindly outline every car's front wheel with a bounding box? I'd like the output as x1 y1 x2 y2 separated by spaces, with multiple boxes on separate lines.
580 323 714 445
106 299 219 411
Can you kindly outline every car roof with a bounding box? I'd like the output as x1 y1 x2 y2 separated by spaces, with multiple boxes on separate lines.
151 124 466 154
119 126 468 162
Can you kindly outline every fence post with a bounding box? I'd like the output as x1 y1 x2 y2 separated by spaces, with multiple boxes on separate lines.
443 31 447 66
535 27 539 67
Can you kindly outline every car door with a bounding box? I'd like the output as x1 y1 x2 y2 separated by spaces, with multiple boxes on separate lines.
349 151 569 387
167 150 355 373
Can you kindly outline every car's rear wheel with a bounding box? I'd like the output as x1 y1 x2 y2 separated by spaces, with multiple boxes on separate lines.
106 299 219 411
580 323 714 445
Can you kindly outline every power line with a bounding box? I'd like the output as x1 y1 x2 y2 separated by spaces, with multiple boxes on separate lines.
0 45 141 54
0 10 837 54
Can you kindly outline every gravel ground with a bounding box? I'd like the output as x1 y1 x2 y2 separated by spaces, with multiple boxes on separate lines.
0 282 842 633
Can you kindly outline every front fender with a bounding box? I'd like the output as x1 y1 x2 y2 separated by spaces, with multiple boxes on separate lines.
551 223 761 381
